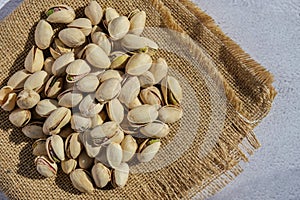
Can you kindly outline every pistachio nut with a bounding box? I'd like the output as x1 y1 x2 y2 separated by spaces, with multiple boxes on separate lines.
138 71 155 88
0 86 13 105
120 114 139 135
109 52 130 70
84 1 103 25
108 16 130 40
50 38 73 59
127 104 158 127
104 7 120 25
22 121 46 139
106 98 124 124
68 18 92 36
1 92 17 111
35 99 58 117
106 142 122 169
58 89 83 108
89 121 121 146
65 133 82 159
35 156 58 178
80 130 102 158
24 46 44 73
44 57 55 74
137 139 161 162
140 120 169 138
121 34 158 52
7 70 30 91
70 169 94 193
24 70 49 93
128 97 142 109
84 43 111 69
95 78 121 103
43 107 71 135
78 150 94 169
46 135 65 162
161 76 183 105
149 58 168 84
16 89 40 109
158 105 183 124
71 113 92 132
66 59 91 83
44 76 64 98
128 10 146 35
9 109 31 127
76 74 99 93
61 158 77 174
99 69 123 83
79 94 103 118
59 125 73 139
32 139 47 156
91 32 111 55
118 76 140 107
125 53 152 76
35 19 54 50
139 86 163 105
121 135 138 162
58 28 86 47
52 52 75 76
46 5 76 24
91 110 107 128
91 163 111 188
111 162 129 188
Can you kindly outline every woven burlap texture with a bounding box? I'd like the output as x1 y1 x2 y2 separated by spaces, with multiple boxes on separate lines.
0 0 276 199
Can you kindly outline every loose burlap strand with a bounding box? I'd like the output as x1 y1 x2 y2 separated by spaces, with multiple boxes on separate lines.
0 0 276 199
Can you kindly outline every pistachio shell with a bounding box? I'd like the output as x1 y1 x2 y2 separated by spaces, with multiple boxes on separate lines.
139 86 163 105
66 59 91 83
35 156 58 178
78 150 94 169
1 92 16 111
44 76 64 98
52 52 75 76
9 109 31 127
106 99 124 124
92 163 111 188
129 10 146 35
79 94 103 118
70 169 94 193
108 16 130 40
35 99 58 117
161 76 183 105
24 70 49 92
137 139 161 162
95 78 121 103
99 69 123 83
121 135 138 162
44 57 55 74
43 107 71 135
50 38 73 59
91 32 111 55
106 142 122 169
68 18 92 36
84 44 111 69
112 163 129 188
149 58 168 84
32 139 47 156
80 130 102 158
17 89 40 109
121 34 158 52
91 110 107 128
84 1 103 25
118 76 140 107
127 105 158 126
104 7 120 24
125 53 152 76
140 121 169 138
76 75 99 93
24 46 44 73
61 158 77 174
58 28 86 47
71 113 92 132
0 86 13 105
58 89 83 108
46 135 65 162
128 97 142 109
158 105 183 123
138 71 155 88
7 70 30 91
109 52 130 70
35 20 54 49
22 122 46 139
46 5 76 24
65 133 82 159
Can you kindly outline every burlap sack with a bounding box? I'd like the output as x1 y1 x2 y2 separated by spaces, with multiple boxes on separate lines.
0 0 276 199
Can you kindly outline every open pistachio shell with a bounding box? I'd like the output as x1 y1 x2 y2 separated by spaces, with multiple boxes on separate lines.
32 139 47 156
9 109 31 127
140 120 170 138
80 130 102 158
44 76 64 98
79 94 103 118
61 158 77 174
7 70 30 91
24 46 44 73
35 19 54 49
46 135 65 162
91 110 107 128
71 113 92 132
66 59 91 83
16 89 40 109
84 1 103 25
108 16 130 40
0 86 13 105
125 53 152 76
84 43 111 69
24 70 49 93
78 150 94 170
46 5 76 24
99 69 123 83
1 92 17 111
50 38 73 59
58 89 83 108
104 7 120 25
106 98 124 124
128 97 142 109
161 76 183 105
118 76 140 107
58 28 86 47
121 135 138 162
43 107 71 135
149 58 168 84
52 52 75 76
106 142 123 169
121 34 158 52
109 52 130 70
128 10 146 35
35 156 58 178
112 162 129 188
59 125 73 139
76 74 99 93
70 169 94 194
158 105 183 124
139 86 163 105
65 133 82 159
137 139 161 162
35 99 58 117
22 121 46 139
92 163 111 188
67 18 92 36
127 104 159 127
95 78 121 103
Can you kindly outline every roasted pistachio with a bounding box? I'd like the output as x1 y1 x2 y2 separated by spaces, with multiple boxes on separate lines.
158 105 183 124
70 169 94 194
43 107 71 135
106 98 124 124
149 58 168 84
92 163 111 188
22 121 46 139
84 43 111 69
99 69 123 83
108 16 130 40
127 104 158 127
35 99 58 117
66 59 91 83
44 57 55 74
46 135 65 162
125 53 152 76
32 139 47 156
71 113 92 133
139 86 163 105
61 158 77 174
138 71 155 88
46 5 76 24
85 1 103 25
35 19 54 49
76 74 99 93
24 46 44 73
104 7 120 25
106 142 123 168
140 121 169 138
16 89 40 110
112 163 129 188
58 89 83 108
128 10 146 35
95 78 121 103
24 70 49 93
7 70 30 91
59 28 86 47
118 76 140 107
65 133 82 159
91 32 111 55
9 109 31 127
121 135 138 162
35 156 58 178
137 139 161 162
78 150 94 170
52 52 75 76
79 94 103 118
44 76 64 98
161 76 183 105
68 18 92 36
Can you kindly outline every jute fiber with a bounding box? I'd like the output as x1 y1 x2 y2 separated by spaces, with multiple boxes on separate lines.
0 0 276 199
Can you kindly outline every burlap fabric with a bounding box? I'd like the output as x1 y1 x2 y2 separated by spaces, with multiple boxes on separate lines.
0 0 276 199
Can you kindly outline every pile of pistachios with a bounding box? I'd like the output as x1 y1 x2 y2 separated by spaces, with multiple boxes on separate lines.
0 1 183 193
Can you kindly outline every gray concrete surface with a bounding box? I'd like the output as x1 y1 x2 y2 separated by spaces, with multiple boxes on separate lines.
0 0 299 199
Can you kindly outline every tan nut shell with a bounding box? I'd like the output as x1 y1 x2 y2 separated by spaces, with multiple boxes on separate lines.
58 28 86 47
92 163 111 188
43 107 71 135
158 105 183 123
58 89 83 108
85 44 111 69
129 10 146 35
9 109 31 127
70 169 94 194
106 142 123 169
139 86 163 105
65 133 82 159
7 70 30 91
79 94 103 118
121 135 138 162
35 19 54 49
140 121 170 138
95 78 121 103
22 121 46 139
125 53 152 76
76 75 99 93
138 71 155 88
44 57 55 74
137 139 161 162
24 70 49 92
35 156 58 178
91 32 111 55
149 58 168 84
112 162 129 188
85 1 103 25
105 7 120 24
24 46 44 73
44 76 64 98
1 92 17 111
35 99 58 117
67 18 92 36
99 69 123 83
16 89 40 109
108 16 130 40
78 150 94 170
71 113 92 133
106 98 124 124
118 76 140 107
127 105 158 126
32 139 47 156
46 134 65 162
52 52 75 76
46 5 76 24
61 158 77 174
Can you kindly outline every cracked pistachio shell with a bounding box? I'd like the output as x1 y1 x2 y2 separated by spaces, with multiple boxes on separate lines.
112 162 129 188
44 76 64 98
66 59 91 83
85 43 111 69
91 110 107 128
68 18 92 36
24 46 44 73
46 5 75 24
108 16 130 40
140 121 169 138
92 163 111 188
70 169 94 194
65 133 82 159
129 10 146 35
43 107 71 135
16 89 40 109
79 94 103 118
109 52 130 70
24 70 49 92
35 20 54 50
1 92 17 111
50 38 73 59
7 70 31 91
137 139 161 162
22 121 46 139
106 142 122 169
99 69 123 83
71 113 92 132
121 135 138 162
104 7 120 25
44 57 55 74
121 34 158 52
161 76 183 105
76 75 99 93
35 99 58 117
140 86 163 105
128 97 142 109
52 52 75 76
138 71 155 88
35 156 58 178
106 99 124 124
46 135 65 162
125 53 152 76
9 109 31 127
78 150 94 170
95 78 121 103
127 105 158 126
32 139 47 156
91 32 111 55
85 1 103 25
118 76 140 107
58 89 83 108
0 86 13 105
149 58 168 84
158 105 183 123
58 28 86 47
61 158 77 174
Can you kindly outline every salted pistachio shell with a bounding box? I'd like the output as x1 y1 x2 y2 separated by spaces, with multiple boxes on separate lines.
43 107 71 135
32 139 47 156
84 44 111 69
0 86 13 105
118 76 140 107
66 59 91 83
125 53 152 76
79 94 103 118
71 113 92 132
92 163 111 188
158 105 183 123
161 76 183 105
24 70 49 92
58 28 86 47
35 19 54 49
137 139 161 162
99 69 123 83
128 97 142 109
65 133 82 159
46 135 65 162
106 142 122 169
91 110 107 128
149 58 168 84
108 16 130 40
140 121 169 138
44 57 55 74
85 1 103 25
35 156 58 178
106 98 124 124
70 169 94 194
46 5 76 24
59 126 73 139
76 75 99 93
52 52 75 76
58 89 83 108
1 92 17 111
140 86 163 105
91 32 111 55
35 99 58 117
138 71 155 88
121 34 158 52
78 150 94 169
9 109 31 127
104 7 120 25
68 18 92 36
61 158 77 174
127 105 159 126
22 121 46 139
129 10 146 35
17 89 40 109
7 70 31 91
24 46 44 73
50 38 73 59
121 135 138 162
109 52 130 70
95 78 121 103
44 76 64 98
112 162 129 188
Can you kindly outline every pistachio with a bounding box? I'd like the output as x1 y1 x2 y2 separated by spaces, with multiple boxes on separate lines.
140 121 169 138
70 169 94 194
35 156 58 178
61 158 77 174
9 109 31 127
91 32 111 55
71 113 92 132
125 53 152 76
16 89 40 109
118 76 140 107
7 70 30 91
84 43 111 69
66 59 91 83
128 97 142 109
149 58 168 84
35 99 58 117
50 38 73 59
84 1 103 25
65 133 82 159
35 19 54 49
127 104 158 127
106 142 122 169
91 110 107 128
89 121 120 146
95 78 121 103
137 139 161 162
104 7 120 25
109 52 130 70
91 163 111 188
121 135 138 162
0 86 14 105
1 92 17 111
44 76 64 98
58 28 86 47
158 105 183 123
161 76 183 105
46 5 76 24
46 135 65 162
32 139 47 156
80 130 102 158
43 107 71 135
99 69 123 83
138 71 155 88
128 10 146 35
68 18 92 36
121 34 158 53
108 16 130 40
106 98 124 124
24 46 44 73
78 150 94 169
79 94 103 118
44 57 55 74
22 121 46 139
112 163 129 188
52 52 75 76
58 89 83 108
140 86 163 105
76 74 99 93
24 70 49 93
